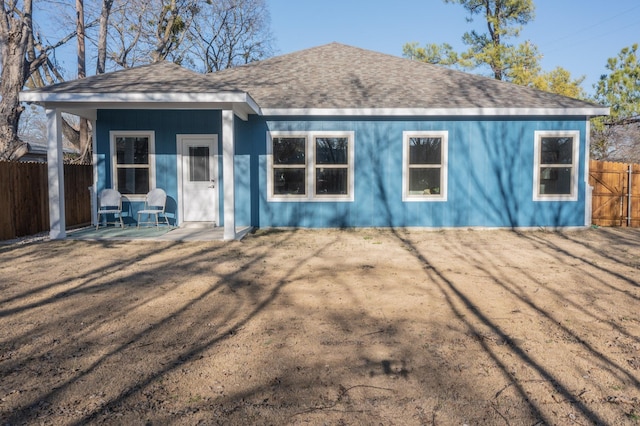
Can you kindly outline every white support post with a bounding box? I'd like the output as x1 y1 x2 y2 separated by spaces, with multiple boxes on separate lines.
46 108 66 239
90 118 98 226
222 109 236 240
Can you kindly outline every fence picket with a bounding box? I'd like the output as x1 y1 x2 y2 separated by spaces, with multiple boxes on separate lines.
1 159 636 240
0 162 92 240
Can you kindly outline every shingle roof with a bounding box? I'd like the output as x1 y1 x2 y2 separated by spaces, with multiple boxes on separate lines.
28 62 226 94
205 43 602 111
22 43 606 115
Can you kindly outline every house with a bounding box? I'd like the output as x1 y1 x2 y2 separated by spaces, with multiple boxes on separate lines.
19 43 609 240
19 142 79 163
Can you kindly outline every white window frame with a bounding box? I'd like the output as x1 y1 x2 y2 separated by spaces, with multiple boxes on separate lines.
533 130 579 202
267 130 355 202
402 131 448 202
110 130 156 201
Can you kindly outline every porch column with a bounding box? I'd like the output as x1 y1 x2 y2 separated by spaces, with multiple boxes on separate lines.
222 109 236 240
90 118 98 226
46 108 66 239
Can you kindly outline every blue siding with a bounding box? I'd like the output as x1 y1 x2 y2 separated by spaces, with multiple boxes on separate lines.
234 117 264 227
248 117 588 228
96 110 221 224
96 110 589 229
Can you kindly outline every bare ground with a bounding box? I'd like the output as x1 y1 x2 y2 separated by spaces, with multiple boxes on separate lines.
0 227 639 425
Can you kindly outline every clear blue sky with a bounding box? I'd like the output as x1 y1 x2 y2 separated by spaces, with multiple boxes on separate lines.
268 0 640 96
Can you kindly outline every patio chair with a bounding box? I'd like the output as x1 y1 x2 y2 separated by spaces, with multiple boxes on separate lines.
96 188 124 230
137 188 169 228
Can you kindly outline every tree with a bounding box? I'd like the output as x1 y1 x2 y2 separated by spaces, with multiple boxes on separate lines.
76 0 91 163
186 0 273 72
403 0 585 99
107 0 274 71
96 0 114 74
591 44 640 162
445 0 535 81
502 39 540 85
593 44 640 127
1 0 274 160
506 41 585 98
1 0 34 159
531 67 586 99
1 0 95 160
107 0 146 68
108 0 198 68
402 42 459 66
150 0 198 63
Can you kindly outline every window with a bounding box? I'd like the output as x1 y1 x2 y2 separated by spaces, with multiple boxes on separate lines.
402 131 448 201
272 136 306 196
110 131 155 199
315 137 349 196
533 131 579 201
268 131 354 201
189 146 211 182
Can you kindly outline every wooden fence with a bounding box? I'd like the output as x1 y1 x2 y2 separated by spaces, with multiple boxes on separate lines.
0 162 92 240
589 159 640 227
1 159 636 240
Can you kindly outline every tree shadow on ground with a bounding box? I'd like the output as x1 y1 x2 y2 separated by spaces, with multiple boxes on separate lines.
1 228 639 424
386 227 640 424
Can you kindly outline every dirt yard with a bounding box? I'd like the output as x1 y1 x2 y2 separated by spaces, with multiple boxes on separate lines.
0 227 639 425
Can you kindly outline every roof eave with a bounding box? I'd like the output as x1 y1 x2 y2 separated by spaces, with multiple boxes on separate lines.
18 89 609 119
18 91 263 120
260 107 611 117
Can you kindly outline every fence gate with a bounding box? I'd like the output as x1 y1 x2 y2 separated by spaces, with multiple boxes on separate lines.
589 159 640 227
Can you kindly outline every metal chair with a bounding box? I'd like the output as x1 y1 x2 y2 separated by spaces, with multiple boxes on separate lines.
137 188 169 228
96 189 124 230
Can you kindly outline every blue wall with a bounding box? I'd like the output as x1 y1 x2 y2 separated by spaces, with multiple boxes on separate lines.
239 116 589 228
96 109 221 224
96 110 589 228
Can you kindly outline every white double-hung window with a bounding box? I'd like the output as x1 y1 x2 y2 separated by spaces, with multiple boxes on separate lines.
110 131 155 200
267 131 354 201
402 131 448 201
533 131 579 201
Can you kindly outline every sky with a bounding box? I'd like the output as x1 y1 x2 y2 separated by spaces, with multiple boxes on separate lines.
268 0 640 96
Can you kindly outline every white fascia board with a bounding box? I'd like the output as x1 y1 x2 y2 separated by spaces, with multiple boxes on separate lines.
55 108 97 120
260 107 610 117
20 91 246 103
243 92 262 116
19 91 262 117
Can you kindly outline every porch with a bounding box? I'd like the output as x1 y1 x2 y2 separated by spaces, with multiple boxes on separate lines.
66 225 253 242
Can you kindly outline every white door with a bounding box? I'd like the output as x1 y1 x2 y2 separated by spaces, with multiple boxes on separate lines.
178 135 218 224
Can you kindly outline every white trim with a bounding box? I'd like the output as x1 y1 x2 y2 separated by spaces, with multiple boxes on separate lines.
46 109 66 239
267 130 355 202
20 91 257 106
109 130 156 201
584 121 593 226
176 134 219 227
20 91 609 119
266 131 308 201
91 118 98 226
222 110 236 240
533 130 580 202
261 107 610 117
402 131 448 202
21 85 609 119
19 92 261 122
